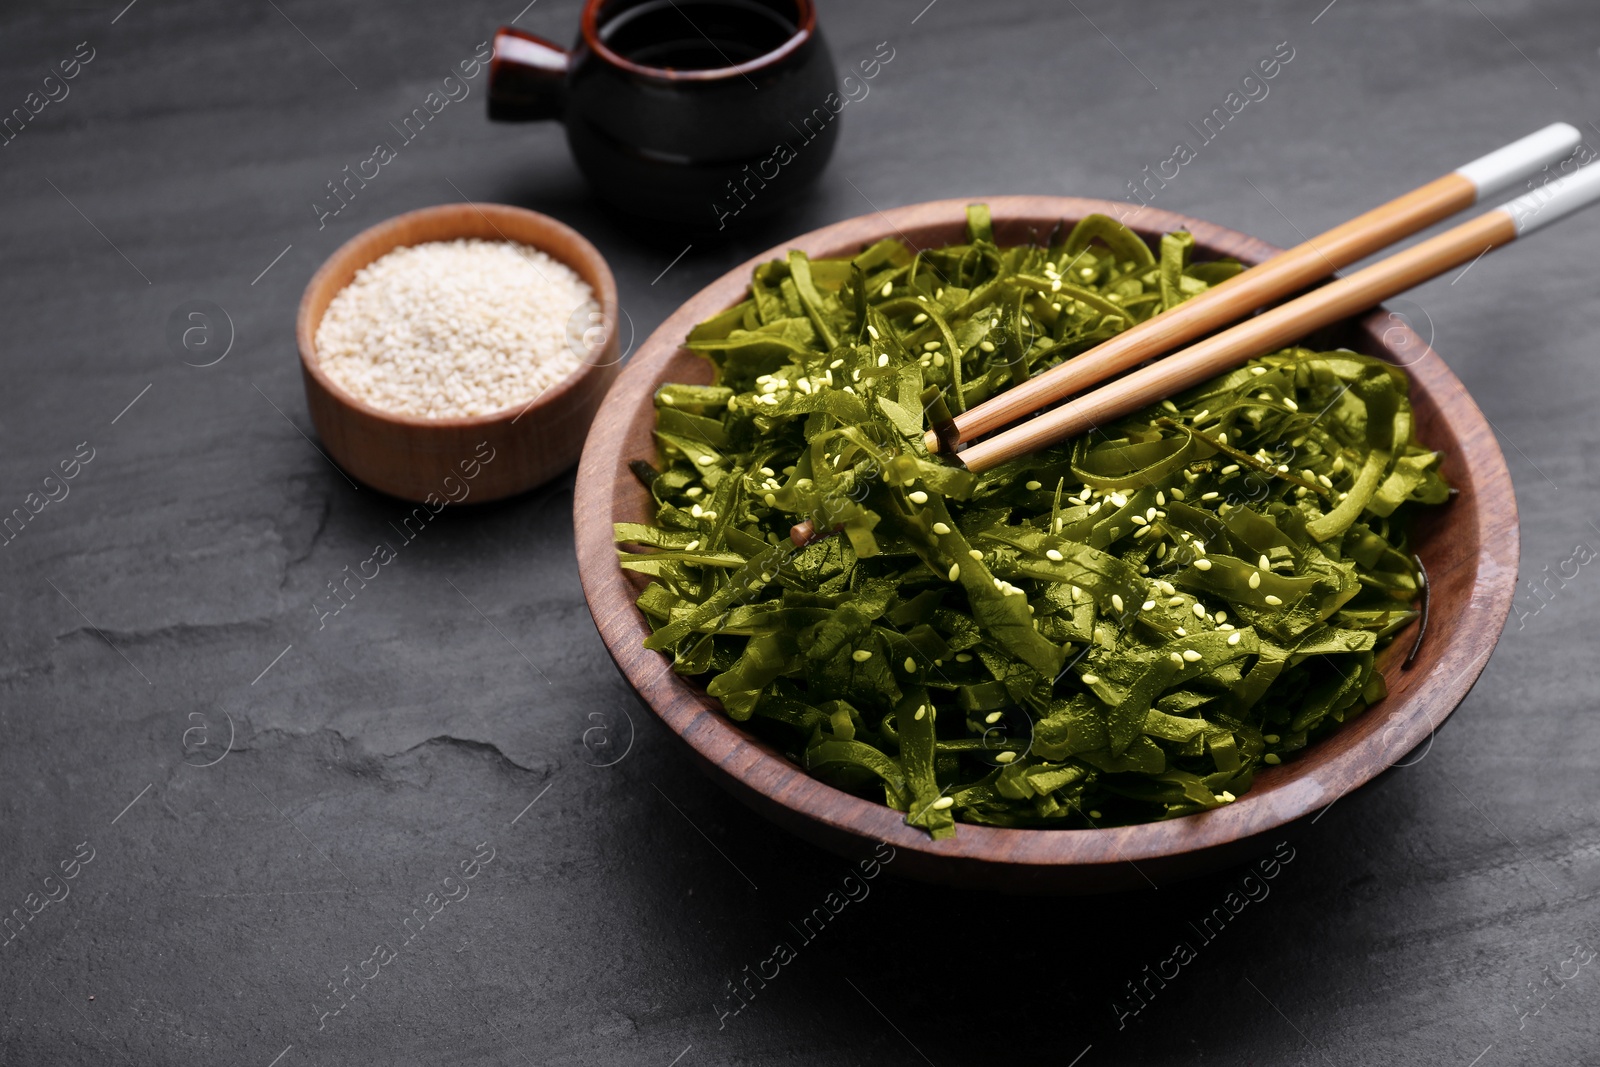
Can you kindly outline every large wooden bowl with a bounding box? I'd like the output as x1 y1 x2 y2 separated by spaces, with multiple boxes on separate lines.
574 196 1519 893
297 203 620 503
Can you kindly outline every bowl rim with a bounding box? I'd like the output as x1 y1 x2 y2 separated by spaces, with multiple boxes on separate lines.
295 201 620 430
574 195 1519 882
580 0 819 84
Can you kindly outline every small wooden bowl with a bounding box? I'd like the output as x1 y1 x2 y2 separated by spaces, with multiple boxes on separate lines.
297 203 620 503
574 196 1519 893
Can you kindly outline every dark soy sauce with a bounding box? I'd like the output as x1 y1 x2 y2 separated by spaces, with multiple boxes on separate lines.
599 0 797 70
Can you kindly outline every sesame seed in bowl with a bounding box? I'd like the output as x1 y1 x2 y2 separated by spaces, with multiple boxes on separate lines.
296 203 620 504
314 238 598 420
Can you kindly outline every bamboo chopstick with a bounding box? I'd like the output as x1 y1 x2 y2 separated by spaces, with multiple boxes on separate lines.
954 162 1600 474
925 122 1581 454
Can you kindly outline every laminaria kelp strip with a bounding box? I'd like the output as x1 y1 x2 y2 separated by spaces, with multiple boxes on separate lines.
617 206 1450 838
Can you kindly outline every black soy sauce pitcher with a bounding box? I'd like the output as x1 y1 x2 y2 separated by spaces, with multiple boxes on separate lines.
488 0 840 230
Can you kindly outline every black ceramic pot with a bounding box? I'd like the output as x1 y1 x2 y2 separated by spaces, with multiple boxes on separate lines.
488 0 840 231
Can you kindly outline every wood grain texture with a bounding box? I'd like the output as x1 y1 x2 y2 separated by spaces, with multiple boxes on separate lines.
958 207 1519 472
574 195 1519 894
296 202 620 503
937 173 1479 448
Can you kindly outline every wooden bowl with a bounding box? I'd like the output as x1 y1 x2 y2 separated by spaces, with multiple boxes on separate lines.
297 203 620 503
574 196 1519 893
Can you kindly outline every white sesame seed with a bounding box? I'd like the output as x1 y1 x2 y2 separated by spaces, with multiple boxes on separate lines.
968 549 983 561
931 795 954 808
685 539 700 551
852 649 872 662
1193 602 1206 618
1045 548 1064 561
1081 673 1100 685
904 657 917 672
912 313 929 325
1228 631 1241 645
948 563 961 581
1264 594 1284 606
909 490 929 504
1220 464 1240 475
914 705 926 721
1193 558 1212 571
315 238 596 419
1111 594 1124 612
933 521 952 534
1248 571 1262 589
995 751 1017 764
984 711 1003 724
1025 480 1043 491
1170 652 1184 665
880 281 893 297
1182 649 1201 662
877 353 889 367
1201 491 1219 500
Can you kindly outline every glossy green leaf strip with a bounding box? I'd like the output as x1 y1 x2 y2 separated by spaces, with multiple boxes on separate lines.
615 207 1447 836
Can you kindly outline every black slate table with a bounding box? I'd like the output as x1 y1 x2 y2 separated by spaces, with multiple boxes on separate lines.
3 1 1597 1064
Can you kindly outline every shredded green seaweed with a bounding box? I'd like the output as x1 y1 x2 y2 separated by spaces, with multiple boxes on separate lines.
616 209 1449 838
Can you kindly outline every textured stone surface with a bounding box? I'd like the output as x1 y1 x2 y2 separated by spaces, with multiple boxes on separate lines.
2 0 1597 1063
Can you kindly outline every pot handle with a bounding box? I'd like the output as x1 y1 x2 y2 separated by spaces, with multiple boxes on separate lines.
488 27 569 121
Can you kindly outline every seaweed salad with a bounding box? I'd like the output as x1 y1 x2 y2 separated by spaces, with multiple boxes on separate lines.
616 206 1449 838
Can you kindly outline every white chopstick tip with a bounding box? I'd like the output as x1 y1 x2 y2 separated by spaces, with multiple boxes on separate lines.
1457 122 1583 201
1498 160 1600 235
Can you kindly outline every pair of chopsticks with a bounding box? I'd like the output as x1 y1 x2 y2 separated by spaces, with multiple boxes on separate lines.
933 122 1595 473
